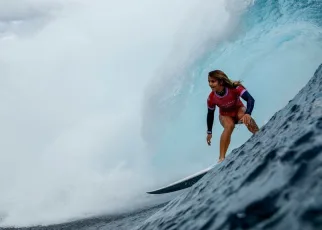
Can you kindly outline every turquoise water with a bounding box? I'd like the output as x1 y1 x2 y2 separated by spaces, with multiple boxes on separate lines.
146 0 322 178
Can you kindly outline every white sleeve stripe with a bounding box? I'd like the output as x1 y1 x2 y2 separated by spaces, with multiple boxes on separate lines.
240 89 246 96
208 106 215 110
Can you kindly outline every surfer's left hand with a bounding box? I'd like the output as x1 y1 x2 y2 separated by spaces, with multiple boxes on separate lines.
241 114 252 126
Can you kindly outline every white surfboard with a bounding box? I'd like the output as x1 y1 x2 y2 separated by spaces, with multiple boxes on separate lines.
147 164 216 194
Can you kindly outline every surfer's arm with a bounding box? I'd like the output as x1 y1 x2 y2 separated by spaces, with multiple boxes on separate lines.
241 91 255 115
207 108 215 134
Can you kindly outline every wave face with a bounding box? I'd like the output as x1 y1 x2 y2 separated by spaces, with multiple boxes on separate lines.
143 0 322 179
137 63 322 229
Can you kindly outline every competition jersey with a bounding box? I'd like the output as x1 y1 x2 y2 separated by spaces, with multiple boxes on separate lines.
207 85 246 117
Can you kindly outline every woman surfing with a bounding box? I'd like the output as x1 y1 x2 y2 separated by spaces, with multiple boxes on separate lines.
206 70 259 163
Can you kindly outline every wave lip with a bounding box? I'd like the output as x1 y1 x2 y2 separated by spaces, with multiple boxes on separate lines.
136 63 322 230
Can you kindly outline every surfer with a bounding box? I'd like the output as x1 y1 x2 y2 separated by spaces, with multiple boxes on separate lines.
206 70 259 163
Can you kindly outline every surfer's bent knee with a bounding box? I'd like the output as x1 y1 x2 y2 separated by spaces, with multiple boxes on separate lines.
219 115 235 130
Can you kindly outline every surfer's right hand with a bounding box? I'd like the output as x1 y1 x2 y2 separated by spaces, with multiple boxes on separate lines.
207 134 212 146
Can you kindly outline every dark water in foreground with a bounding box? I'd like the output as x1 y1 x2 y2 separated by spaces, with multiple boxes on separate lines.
3 64 322 230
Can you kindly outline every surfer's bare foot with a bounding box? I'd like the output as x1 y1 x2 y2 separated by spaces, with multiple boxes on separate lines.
218 158 225 163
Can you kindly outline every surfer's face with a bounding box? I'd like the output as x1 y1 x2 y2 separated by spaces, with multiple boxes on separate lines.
208 77 222 91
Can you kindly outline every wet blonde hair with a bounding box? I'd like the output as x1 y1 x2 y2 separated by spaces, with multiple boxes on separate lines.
208 70 243 88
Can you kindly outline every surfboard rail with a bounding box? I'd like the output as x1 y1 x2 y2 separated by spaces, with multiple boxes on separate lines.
147 165 215 194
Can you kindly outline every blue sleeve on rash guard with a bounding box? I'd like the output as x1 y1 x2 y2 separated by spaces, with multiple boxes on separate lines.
241 91 255 115
207 108 214 134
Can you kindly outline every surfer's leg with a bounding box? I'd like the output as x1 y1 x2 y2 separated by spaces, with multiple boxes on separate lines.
219 115 235 162
237 107 259 134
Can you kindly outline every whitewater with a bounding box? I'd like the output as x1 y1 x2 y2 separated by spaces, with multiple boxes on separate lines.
0 0 321 229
